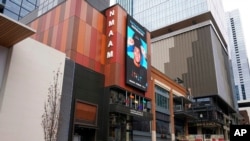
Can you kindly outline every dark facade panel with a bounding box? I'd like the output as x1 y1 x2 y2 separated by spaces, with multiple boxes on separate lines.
74 63 104 104
162 25 235 109
189 26 217 96
210 26 235 107
165 26 217 97
58 59 75 141
73 63 106 141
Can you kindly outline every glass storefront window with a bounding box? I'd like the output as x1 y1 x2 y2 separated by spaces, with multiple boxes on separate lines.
109 88 152 140
156 120 169 135
109 114 132 141
110 89 149 112
133 116 150 132
155 85 169 110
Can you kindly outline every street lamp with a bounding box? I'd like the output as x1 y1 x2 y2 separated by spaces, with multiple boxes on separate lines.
199 113 205 141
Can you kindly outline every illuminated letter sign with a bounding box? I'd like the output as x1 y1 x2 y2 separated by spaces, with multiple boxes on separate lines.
107 51 113 58
107 40 113 48
109 19 115 27
106 9 116 59
108 30 114 37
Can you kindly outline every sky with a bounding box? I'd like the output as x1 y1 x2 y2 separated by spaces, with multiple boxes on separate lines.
222 0 250 64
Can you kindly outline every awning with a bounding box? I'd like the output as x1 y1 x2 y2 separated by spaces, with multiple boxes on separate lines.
0 13 35 47
109 104 153 120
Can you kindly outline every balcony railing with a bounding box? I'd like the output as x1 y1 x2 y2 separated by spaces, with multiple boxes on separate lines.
174 104 197 120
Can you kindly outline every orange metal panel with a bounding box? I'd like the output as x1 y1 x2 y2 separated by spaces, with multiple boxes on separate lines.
92 9 98 30
83 24 91 56
76 20 86 54
80 1 87 22
45 11 51 30
54 5 61 26
43 29 49 44
100 34 106 65
61 19 69 52
69 0 77 17
89 28 97 59
51 24 58 48
97 14 105 33
64 0 71 20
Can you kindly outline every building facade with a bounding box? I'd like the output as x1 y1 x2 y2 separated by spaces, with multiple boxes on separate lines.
0 13 64 141
151 67 194 141
151 20 235 140
27 1 153 140
114 0 227 42
226 9 250 101
238 101 250 125
115 0 239 138
0 1 196 141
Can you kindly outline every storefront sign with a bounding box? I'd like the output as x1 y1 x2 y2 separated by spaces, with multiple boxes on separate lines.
130 109 143 116
106 9 116 59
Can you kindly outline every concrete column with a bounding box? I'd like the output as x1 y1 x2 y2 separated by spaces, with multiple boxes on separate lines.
224 129 229 141
169 89 175 141
151 81 156 141
197 126 202 134
184 119 189 137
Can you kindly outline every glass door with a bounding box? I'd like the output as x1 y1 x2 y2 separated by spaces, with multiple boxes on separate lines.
109 113 132 141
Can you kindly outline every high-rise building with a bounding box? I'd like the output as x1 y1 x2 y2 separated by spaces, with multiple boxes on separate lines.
115 0 238 140
114 0 227 42
1 1 193 141
226 9 250 101
114 0 133 15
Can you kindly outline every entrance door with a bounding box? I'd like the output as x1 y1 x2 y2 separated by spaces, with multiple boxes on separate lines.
74 126 96 141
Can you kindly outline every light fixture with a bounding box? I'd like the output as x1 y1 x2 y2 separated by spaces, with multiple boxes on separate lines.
200 113 203 119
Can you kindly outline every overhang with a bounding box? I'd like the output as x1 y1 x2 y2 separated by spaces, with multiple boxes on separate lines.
0 13 35 47
238 101 250 107
174 96 193 104
175 110 197 120
109 104 153 121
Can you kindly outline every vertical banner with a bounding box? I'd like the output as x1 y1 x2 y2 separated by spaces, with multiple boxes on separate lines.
126 15 148 91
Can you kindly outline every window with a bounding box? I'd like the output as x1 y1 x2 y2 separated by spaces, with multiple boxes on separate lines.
133 116 150 132
155 85 169 110
75 100 98 125
156 120 169 135
156 111 170 135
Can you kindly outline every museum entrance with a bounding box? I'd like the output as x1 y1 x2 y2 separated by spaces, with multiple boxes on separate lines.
74 125 96 141
109 113 132 141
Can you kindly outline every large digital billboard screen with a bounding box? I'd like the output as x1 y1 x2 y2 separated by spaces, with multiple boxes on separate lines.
126 15 148 91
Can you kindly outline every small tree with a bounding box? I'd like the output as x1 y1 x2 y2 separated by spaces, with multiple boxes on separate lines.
42 67 62 141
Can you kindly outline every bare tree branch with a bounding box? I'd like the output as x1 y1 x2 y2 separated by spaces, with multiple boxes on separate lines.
42 66 62 141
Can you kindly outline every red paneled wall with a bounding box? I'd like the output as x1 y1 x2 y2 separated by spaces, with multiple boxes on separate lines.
29 0 106 74
104 5 126 87
28 1 152 99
